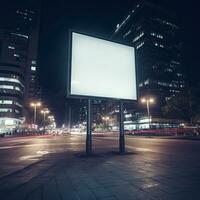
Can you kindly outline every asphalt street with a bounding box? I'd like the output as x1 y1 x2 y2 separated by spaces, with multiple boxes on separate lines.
0 134 200 200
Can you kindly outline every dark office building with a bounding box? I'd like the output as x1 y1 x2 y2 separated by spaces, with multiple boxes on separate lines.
113 0 184 111
0 0 41 132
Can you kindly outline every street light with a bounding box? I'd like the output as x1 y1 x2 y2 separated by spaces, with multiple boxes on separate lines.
30 101 41 126
41 109 50 133
141 97 155 129
48 115 55 122
102 116 110 131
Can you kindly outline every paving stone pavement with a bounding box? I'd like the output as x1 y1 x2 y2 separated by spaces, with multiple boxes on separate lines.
1 147 200 200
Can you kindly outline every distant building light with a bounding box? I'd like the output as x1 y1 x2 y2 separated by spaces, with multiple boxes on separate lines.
0 85 21 91
150 32 163 39
156 18 179 29
115 14 131 33
0 77 24 87
15 109 20 114
144 79 149 85
154 43 164 48
125 114 132 118
11 32 28 39
0 85 14 90
14 53 20 57
171 60 180 65
177 73 182 77
123 30 132 38
136 41 144 49
31 66 36 71
0 100 13 105
133 32 144 42
0 108 12 113
8 46 15 50
14 102 22 107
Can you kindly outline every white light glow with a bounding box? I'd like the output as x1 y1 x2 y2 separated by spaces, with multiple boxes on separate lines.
70 32 137 100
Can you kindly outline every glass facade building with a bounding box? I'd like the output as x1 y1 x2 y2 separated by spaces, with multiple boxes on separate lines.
0 1 41 133
113 0 184 109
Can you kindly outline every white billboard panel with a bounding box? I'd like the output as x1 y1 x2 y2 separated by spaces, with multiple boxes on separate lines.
69 32 137 100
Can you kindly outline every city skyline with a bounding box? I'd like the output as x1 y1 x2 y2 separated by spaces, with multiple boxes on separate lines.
0 0 200 126
1 1 200 200
39 0 200 125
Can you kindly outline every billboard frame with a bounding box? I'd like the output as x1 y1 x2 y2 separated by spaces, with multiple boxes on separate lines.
67 29 138 102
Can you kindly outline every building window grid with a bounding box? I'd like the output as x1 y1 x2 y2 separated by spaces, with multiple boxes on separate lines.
133 32 144 42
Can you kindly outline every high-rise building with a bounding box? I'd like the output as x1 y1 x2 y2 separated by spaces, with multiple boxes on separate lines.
113 0 184 110
0 0 41 133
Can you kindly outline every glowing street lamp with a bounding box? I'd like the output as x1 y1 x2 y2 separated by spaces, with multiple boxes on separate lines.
48 115 55 122
30 101 41 125
141 97 155 128
41 109 50 133
102 116 110 131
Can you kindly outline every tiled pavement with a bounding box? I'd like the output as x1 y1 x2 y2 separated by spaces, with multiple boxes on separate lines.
1 148 200 200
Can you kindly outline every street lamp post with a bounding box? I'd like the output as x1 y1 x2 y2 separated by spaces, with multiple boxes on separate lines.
41 109 50 134
102 116 110 131
30 102 41 126
141 97 155 129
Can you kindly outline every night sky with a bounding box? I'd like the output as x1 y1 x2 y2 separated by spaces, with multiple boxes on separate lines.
0 0 199 125
38 0 200 125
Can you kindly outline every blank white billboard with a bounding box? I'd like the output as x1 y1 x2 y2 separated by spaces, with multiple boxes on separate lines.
69 32 137 100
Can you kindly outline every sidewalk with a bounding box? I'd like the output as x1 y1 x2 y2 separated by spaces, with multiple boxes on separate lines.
1 147 200 200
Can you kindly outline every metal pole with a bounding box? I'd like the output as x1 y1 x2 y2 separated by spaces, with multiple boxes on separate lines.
43 112 46 134
68 106 71 132
86 99 92 155
146 100 151 129
34 105 36 125
119 100 125 154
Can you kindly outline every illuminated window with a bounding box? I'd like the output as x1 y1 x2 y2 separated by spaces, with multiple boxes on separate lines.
154 43 164 48
0 100 13 104
177 73 182 77
31 66 36 71
0 85 14 90
115 14 131 33
31 60 36 64
139 83 143 87
150 32 163 39
0 77 24 87
144 79 149 85
0 85 21 91
165 68 173 72
123 30 132 38
156 18 179 29
14 53 20 57
136 41 144 49
14 86 21 91
170 89 180 93
133 32 144 42
8 46 15 50
15 109 20 114
11 33 28 39
14 102 22 107
171 60 180 65
0 108 12 112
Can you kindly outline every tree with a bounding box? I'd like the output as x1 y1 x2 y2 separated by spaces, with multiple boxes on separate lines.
162 86 200 125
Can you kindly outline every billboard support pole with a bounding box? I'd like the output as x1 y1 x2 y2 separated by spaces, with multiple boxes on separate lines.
119 100 125 154
86 99 92 155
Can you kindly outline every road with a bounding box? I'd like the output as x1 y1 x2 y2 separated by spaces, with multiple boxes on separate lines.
0 134 200 200
0 134 200 178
